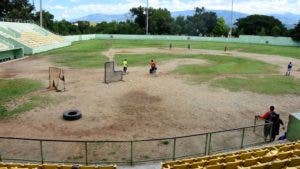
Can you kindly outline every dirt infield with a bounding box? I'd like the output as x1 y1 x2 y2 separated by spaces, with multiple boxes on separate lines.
0 48 300 142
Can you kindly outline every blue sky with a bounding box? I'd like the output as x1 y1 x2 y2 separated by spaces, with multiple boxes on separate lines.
33 0 300 20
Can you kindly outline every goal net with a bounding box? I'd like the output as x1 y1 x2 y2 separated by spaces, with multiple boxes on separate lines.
104 62 123 83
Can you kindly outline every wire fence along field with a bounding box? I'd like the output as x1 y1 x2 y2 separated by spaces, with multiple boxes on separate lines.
0 117 271 165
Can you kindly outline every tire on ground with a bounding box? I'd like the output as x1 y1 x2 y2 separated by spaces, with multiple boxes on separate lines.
63 109 82 121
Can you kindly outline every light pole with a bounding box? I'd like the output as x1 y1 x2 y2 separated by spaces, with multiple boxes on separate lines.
229 0 233 37
40 0 43 27
146 0 149 35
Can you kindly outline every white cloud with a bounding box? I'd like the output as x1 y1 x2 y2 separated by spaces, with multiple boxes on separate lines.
48 5 66 10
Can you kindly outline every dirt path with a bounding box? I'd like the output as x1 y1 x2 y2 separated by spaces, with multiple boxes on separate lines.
0 48 299 141
103 48 300 78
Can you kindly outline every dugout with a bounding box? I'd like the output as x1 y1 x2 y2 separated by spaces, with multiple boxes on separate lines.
0 48 23 63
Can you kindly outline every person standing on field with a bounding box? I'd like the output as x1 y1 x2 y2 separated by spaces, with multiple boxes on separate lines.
123 59 128 74
285 62 292 76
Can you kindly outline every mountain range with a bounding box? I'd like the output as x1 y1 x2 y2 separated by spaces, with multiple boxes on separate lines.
71 10 300 29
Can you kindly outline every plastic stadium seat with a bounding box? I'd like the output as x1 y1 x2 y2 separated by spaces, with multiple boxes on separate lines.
98 166 116 169
42 164 59 169
207 158 222 166
260 155 277 163
170 164 189 169
224 154 239 162
223 161 242 169
205 164 223 169
277 151 292 160
294 150 300 157
249 163 270 169
243 158 258 167
0 167 8 169
269 159 289 169
240 152 253 160
253 150 268 158
295 143 300 150
279 145 291 152
80 166 96 169
60 165 72 169
190 161 205 168
288 156 300 167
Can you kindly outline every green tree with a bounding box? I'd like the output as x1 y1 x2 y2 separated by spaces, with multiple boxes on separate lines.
185 7 217 36
6 0 35 20
212 17 229 36
148 8 174 34
235 15 287 36
0 0 10 18
33 10 54 31
290 21 300 41
77 21 91 34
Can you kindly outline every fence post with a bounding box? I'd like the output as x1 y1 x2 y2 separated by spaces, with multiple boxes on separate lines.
172 138 176 160
241 128 245 149
39 140 44 164
85 142 88 165
208 133 212 155
253 116 257 132
205 133 208 155
130 141 133 166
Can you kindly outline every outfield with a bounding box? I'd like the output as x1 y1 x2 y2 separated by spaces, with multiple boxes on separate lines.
0 39 300 162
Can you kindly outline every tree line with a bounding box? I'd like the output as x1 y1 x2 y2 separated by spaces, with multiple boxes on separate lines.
0 0 299 41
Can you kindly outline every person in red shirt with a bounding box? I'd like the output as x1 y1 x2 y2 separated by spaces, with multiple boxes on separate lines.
258 106 284 141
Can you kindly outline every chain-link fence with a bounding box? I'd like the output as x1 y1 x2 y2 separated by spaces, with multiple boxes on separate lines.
0 117 273 165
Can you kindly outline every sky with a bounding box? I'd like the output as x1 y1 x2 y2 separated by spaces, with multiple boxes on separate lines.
33 0 300 20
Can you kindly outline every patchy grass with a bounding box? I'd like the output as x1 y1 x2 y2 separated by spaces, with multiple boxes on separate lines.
109 39 300 58
211 76 300 95
39 40 109 68
0 78 42 104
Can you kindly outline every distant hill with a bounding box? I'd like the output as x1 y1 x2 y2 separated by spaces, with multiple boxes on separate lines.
71 10 300 29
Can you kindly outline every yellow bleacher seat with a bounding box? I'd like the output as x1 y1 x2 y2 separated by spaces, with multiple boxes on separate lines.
277 151 292 160
249 163 269 169
295 143 300 150
207 158 222 166
223 160 242 169
287 156 300 167
269 159 289 169
252 150 268 158
294 150 300 157
260 155 276 163
60 165 72 169
169 164 189 169
224 154 239 162
205 164 223 169
98 166 116 169
23 164 40 169
80 166 97 169
0 167 8 169
190 161 205 168
240 152 253 160
243 158 258 167
279 145 292 152
42 164 59 169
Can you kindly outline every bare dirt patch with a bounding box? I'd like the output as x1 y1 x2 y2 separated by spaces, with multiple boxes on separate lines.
0 48 299 141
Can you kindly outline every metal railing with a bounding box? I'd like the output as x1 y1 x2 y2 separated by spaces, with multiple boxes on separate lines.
0 117 273 165
0 18 35 24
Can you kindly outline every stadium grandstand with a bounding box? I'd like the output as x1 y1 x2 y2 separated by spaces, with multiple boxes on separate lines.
162 141 300 169
0 21 70 59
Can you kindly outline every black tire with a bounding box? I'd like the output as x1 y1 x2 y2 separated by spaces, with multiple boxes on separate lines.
63 109 82 121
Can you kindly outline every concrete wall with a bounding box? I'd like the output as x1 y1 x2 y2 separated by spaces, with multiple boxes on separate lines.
65 34 300 47
287 112 300 141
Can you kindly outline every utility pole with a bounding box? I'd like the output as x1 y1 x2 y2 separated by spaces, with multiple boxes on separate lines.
146 0 149 35
229 0 233 37
40 0 43 27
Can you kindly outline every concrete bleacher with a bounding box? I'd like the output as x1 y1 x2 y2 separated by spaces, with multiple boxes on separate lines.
0 22 70 54
0 42 9 50
0 163 116 169
162 141 300 169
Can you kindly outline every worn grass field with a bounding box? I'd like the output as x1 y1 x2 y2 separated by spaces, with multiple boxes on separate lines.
39 39 300 69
